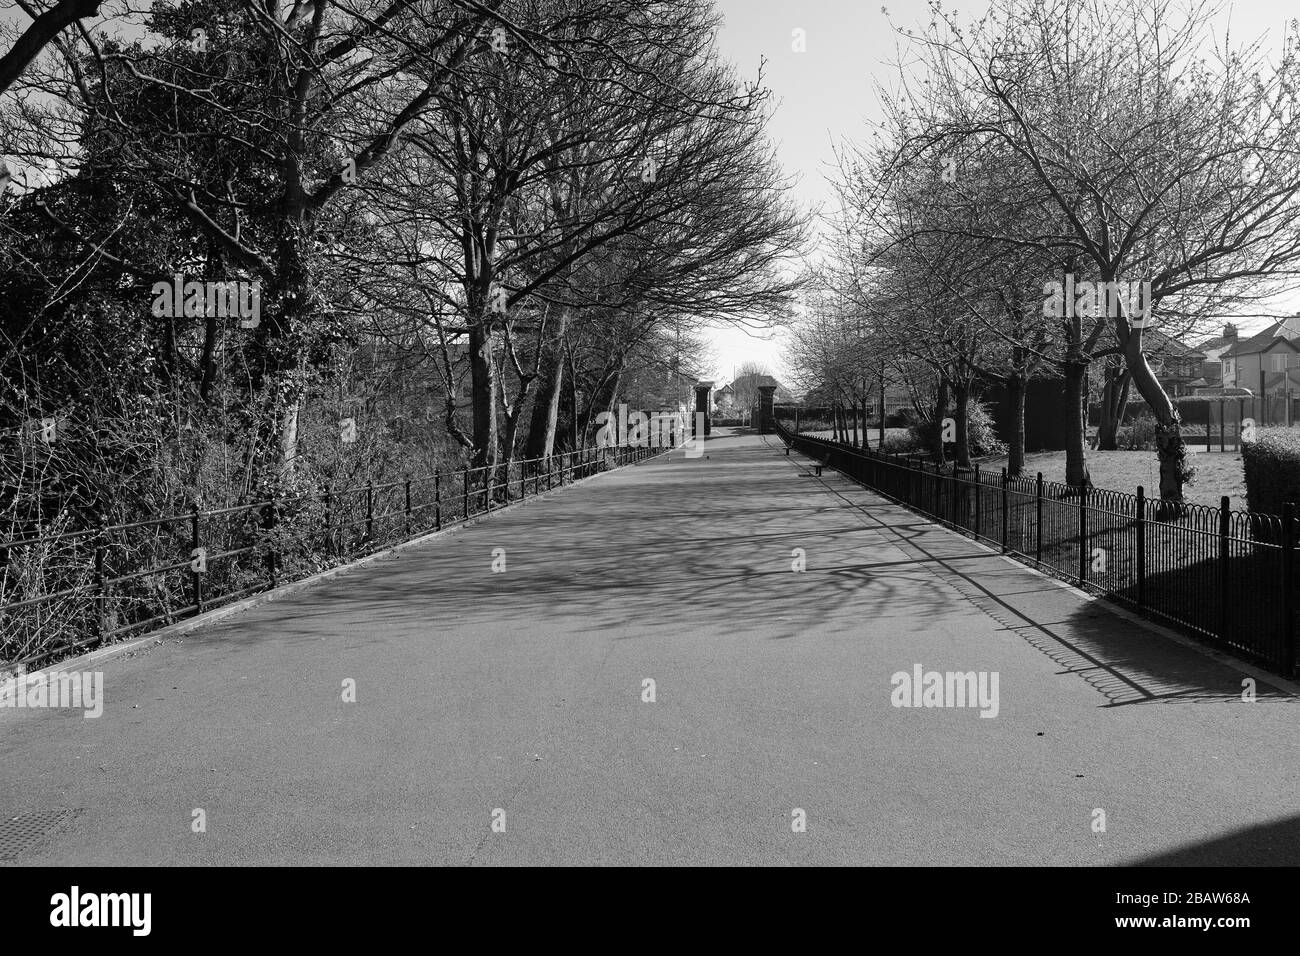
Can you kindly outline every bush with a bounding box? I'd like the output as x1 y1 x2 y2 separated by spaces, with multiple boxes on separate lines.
880 432 923 455
885 407 918 429
901 400 1006 458
796 416 833 433
1116 416 1158 450
967 400 1007 457
1241 427 1300 520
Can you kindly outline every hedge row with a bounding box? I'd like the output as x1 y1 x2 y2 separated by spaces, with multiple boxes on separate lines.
1242 427 1300 517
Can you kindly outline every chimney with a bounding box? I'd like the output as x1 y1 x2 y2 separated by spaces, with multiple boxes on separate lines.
1223 323 1237 342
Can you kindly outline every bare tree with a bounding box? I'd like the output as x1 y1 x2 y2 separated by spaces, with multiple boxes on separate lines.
903 0 1300 508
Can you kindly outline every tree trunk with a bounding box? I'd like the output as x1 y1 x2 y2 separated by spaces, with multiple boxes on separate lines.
524 315 568 459
1121 331 1189 511
851 401 859 448
198 312 218 403
278 383 301 480
468 322 498 471
1008 374 1026 477
565 349 578 452
1097 363 1131 451
524 353 563 459
932 379 949 466
578 363 623 448
1063 358 1092 489
499 407 523 499
952 382 971 468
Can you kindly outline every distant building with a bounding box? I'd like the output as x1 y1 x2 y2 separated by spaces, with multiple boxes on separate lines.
1219 317 1300 396
716 374 793 412
1195 323 1239 385
801 383 909 416
1142 330 1208 397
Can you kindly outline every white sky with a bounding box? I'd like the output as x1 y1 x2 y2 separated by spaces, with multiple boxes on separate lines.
706 0 1300 385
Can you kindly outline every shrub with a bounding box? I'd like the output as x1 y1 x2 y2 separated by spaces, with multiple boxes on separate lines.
1241 427 1300 522
885 407 918 429
880 432 923 455
1117 417 1158 451
967 400 1008 457
902 400 1007 458
796 416 834 434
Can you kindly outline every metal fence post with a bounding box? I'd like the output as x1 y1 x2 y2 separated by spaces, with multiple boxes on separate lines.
266 495 279 587
1001 468 1009 553
95 526 107 636
404 479 412 536
463 469 470 520
1218 496 1230 644
324 485 333 556
1283 501 1297 677
943 461 952 524
974 463 981 537
1078 484 1088 584
1035 473 1043 564
1136 486 1146 608
190 505 203 614
365 482 374 541
435 469 441 532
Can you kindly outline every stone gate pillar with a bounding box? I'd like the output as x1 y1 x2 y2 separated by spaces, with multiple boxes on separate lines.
693 381 713 438
757 384 777 433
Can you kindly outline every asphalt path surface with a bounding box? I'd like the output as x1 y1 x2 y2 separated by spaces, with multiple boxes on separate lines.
3 429 1298 865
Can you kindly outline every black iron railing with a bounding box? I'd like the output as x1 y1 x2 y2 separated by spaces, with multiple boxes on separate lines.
1 443 664 668
775 421 1299 678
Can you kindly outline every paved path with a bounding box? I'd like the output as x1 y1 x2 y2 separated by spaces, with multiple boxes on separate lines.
3 430 1298 865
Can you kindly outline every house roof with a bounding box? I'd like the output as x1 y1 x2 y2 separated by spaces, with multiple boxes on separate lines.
1197 330 1240 361
1223 320 1300 357
1142 329 1206 359
1198 332 1236 352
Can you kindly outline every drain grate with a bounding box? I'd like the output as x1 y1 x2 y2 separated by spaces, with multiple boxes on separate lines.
0 808 83 863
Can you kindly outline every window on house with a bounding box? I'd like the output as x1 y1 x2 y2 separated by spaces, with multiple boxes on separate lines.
1273 355 1289 372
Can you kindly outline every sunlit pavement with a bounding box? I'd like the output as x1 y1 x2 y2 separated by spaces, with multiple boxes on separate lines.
3 429 1297 866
